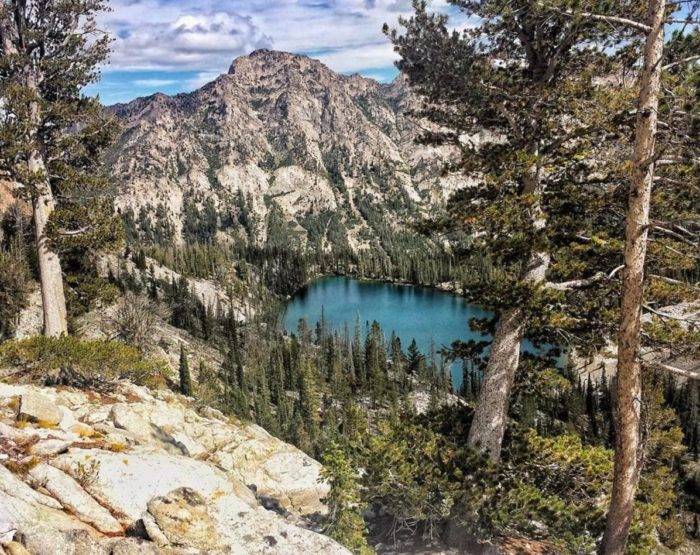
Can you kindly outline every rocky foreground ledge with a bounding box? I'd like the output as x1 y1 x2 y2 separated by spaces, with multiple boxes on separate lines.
0 380 349 554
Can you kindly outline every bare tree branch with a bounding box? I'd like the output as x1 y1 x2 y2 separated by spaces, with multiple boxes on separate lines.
555 8 652 33
643 303 700 322
663 54 700 71
544 265 625 291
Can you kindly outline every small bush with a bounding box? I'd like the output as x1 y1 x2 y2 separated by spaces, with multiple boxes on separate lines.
107 441 128 453
0 336 168 388
73 458 100 488
4 456 39 476
110 292 161 353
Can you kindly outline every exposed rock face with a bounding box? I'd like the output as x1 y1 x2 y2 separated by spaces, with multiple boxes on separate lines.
0 381 347 554
107 49 463 248
27 463 123 535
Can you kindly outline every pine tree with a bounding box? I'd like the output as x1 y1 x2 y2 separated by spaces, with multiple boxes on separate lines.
364 321 387 403
268 344 285 405
179 344 192 397
220 336 249 419
199 303 214 341
321 441 372 554
0 0 121 335
406 339 424 376
276 389 292 441
253 364 275 433
291 403 313 455
297 358 320 448
134 249 147 270
388 0 649 462
351 317 365 388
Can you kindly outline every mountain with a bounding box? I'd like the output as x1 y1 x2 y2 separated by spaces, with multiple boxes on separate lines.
107 49 463 250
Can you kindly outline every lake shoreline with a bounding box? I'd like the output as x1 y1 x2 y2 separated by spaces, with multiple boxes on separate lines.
285 270 465 300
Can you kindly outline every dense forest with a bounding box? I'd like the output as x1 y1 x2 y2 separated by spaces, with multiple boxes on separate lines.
0 1 698 554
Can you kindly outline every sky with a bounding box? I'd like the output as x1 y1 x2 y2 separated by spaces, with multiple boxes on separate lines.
87 0 469 105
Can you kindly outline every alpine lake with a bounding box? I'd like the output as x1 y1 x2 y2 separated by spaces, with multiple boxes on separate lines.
282 276 563 389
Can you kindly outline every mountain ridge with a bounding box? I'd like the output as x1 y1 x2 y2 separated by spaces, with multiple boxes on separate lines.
106 49 464 250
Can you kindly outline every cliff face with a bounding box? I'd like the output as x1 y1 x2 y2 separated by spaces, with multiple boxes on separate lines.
0 380 348 554
107 49 463 247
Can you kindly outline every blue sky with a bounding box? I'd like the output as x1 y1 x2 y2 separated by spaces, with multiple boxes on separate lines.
87 0 469 105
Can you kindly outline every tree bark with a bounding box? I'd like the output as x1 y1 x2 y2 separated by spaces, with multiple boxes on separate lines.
28 82 68 336
467 165 549 462
466 305 525 460
31 155 68 337
602 1 666 552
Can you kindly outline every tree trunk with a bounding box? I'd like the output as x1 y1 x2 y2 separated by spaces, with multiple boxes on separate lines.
466 305 525 459
31 150 68 337
602 1 666 552
467 164 549 462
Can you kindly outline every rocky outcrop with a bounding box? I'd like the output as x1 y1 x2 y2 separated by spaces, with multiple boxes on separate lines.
0 380 347 554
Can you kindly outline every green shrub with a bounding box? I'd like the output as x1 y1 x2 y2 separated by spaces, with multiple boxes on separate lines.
360 411 491 541
322 440 374 554
357 407 612 553
0 336 168 388
486 431 613 553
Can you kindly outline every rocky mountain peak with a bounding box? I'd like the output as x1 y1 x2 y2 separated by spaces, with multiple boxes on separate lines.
225 49 353 94
106 49 462 248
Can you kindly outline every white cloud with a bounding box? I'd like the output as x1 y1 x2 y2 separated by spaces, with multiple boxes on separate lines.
316 42 398 73
104 8 272 71
187 71 221 90
132 78 178 87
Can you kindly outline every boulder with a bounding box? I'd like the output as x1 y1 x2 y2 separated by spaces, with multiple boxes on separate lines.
0 422 37 443
0 380 351 553
0 490 96 554
214 429 329 516
210 494 350 554
145 488 220 550
166 431 206 458
29 439 72 456
140 512 168 547
108 404 151 443
17 393 62 426
3 542 30 555
57 406 77 432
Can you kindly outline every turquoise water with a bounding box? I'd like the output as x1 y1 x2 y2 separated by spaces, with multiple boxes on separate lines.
282 276 557 389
